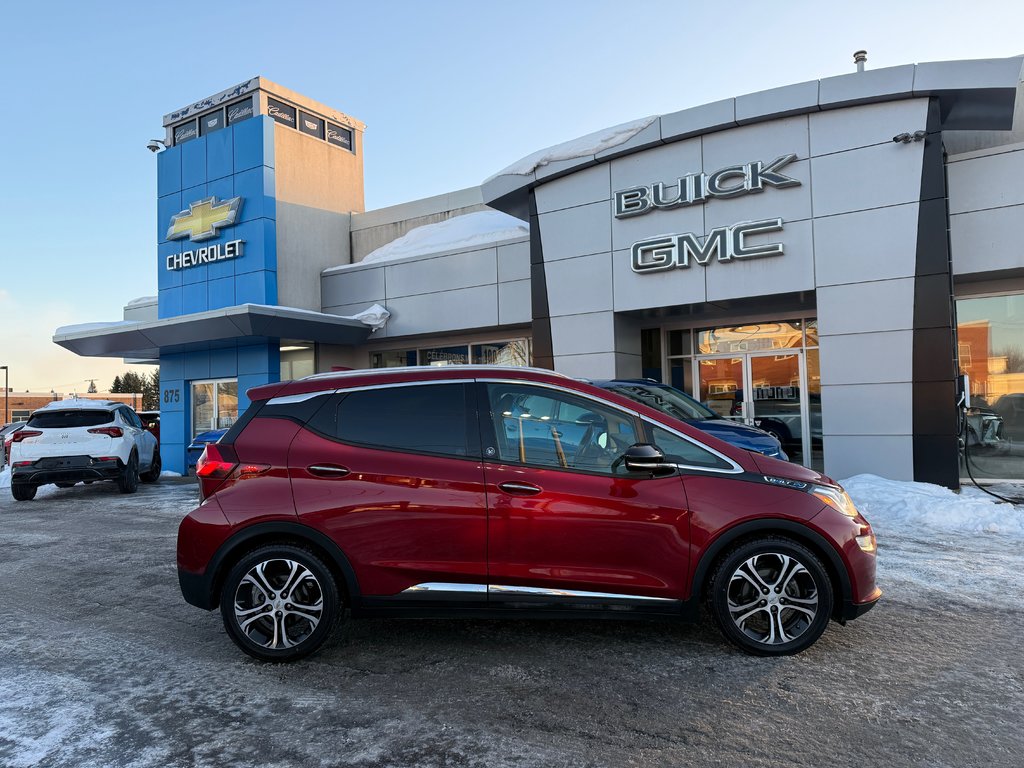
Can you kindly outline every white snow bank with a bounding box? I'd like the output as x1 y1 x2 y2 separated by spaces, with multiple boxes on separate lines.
337 303 390 332
125 296 157 307
54 320 135 336
486 116 658 179
159 470 182 478
340 211 529 267
842 474 1024 538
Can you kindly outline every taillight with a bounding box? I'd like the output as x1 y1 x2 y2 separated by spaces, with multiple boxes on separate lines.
196 443 237 479
196 444 269 499
11 430 42 443
88 427 124 438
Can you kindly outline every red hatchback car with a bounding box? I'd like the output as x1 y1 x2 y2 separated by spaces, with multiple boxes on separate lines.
177 366 880 661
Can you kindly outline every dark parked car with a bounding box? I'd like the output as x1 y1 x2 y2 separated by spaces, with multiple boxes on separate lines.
177 366 880 662
589 379 788 461
187 428 228 468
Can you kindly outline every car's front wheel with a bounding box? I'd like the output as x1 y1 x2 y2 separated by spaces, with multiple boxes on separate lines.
220 545 342 662
707 537 833 656
11 483 37 501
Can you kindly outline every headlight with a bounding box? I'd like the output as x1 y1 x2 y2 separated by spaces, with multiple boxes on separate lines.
811 484 859 517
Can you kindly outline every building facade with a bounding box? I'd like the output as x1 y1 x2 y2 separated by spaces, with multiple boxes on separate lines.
56 58 1024 486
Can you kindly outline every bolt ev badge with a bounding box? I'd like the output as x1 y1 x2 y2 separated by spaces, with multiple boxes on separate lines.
167 196 243 242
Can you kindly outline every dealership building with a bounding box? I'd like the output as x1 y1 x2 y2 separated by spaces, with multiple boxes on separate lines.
56 56 1024 485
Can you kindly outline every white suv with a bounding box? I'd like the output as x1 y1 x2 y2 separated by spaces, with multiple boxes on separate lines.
9 399 160 501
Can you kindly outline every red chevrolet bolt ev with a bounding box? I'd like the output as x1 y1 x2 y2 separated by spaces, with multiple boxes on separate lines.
177 366 880 661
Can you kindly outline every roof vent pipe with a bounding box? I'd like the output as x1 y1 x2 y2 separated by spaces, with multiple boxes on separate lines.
854 50 867 73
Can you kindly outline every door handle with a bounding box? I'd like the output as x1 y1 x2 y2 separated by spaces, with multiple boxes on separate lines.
307 464 350 478
498 481 542 495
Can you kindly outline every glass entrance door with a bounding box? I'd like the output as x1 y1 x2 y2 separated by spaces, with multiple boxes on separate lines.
696 351 819 470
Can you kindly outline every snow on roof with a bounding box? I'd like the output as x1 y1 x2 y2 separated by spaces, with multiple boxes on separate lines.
486 115 658 180
331 211 529 270
54 320 136 336
36 398 118 411
126 296 157 307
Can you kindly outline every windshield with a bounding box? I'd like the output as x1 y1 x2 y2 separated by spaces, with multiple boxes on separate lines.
604 383 716 421
27 410 114 429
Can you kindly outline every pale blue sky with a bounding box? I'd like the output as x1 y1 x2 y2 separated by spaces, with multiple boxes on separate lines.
2 0 1023 391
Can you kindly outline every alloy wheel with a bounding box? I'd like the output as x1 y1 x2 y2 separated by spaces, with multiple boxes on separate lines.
232 558 325 651
726 552 819 646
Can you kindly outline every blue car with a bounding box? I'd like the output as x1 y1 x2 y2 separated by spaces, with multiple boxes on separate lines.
187 428 229 468
588 379 789 461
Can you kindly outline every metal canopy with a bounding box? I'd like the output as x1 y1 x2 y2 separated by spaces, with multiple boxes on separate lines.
53 304 373 359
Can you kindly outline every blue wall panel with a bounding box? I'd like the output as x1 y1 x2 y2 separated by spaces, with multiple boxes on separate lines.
208 277 235 310
181 138 207 189
157 145 182 196
206 129 233 181
182 281 208 313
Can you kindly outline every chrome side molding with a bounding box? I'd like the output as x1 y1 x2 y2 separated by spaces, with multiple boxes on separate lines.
399 583 676 602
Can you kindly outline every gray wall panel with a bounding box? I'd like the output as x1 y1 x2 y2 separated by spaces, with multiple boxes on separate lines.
321 266 385 309
385 248 497 298
947 147 1024 214
609 137 702 193
810 141 925 217
611 248 707 312
497 279 531 326
950 203 1024 275
820 383 913 435
823 435 915 481
552 352 617 379
538 202 611 261
808 99 928 157
813 204 920 286
544 253 614 317
701 115 809 171
818 330 914 384
534 163 610 214
703 160 812 232
705 219 814 302
816 279 916 336
496 240 531 282
386 285 498 336
550 312 615 356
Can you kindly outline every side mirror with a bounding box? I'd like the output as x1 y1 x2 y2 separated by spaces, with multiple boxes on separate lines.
620 443 674 474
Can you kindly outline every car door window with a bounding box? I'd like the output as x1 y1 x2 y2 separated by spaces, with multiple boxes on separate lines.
333 383 477 458
485 384 638 474
648 424 734 470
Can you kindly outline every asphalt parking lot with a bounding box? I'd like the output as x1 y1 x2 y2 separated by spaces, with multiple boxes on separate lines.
1 479 1022 768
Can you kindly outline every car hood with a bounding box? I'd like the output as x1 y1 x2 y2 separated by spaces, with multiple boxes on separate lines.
189 429 227 445
688 418 782 451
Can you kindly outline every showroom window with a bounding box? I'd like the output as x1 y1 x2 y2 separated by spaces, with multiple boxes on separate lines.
956 292 1024 480
370 339 531 369
191 379 238 438
280 341 315 380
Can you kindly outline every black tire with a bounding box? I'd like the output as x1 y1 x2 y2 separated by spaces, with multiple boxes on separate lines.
116 452 139 494
706 536 833 656
140 449 161 483
55 482 77 489
11 483 37 501
220 544 342 662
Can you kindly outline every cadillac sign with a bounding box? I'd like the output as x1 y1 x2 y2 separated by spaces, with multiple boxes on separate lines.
615 154 801 274
165 196 245 271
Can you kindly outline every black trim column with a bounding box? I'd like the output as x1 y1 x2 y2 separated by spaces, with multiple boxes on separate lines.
912 98 959 489
528 190 554 370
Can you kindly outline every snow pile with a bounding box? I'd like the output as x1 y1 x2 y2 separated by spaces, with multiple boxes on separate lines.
159 470 182 478
350 211 529 266
338 303 390 332
842 474 1024 538
486 115 658 179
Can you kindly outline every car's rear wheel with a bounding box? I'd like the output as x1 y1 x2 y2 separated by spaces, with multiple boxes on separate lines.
116 453 139 494
140 450 161 483
707 537 833 656
220 544 342 662
11 483 37 501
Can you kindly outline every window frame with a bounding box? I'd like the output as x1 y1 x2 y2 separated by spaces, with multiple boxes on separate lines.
639 416 743 475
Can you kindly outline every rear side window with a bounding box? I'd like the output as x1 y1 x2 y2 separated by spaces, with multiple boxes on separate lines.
28 410 114 428
334 383 476 458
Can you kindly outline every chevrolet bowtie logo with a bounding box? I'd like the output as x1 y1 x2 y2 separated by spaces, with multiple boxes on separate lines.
166 196 242 242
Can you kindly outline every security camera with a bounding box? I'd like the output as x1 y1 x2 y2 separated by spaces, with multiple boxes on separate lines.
146 139 166 153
